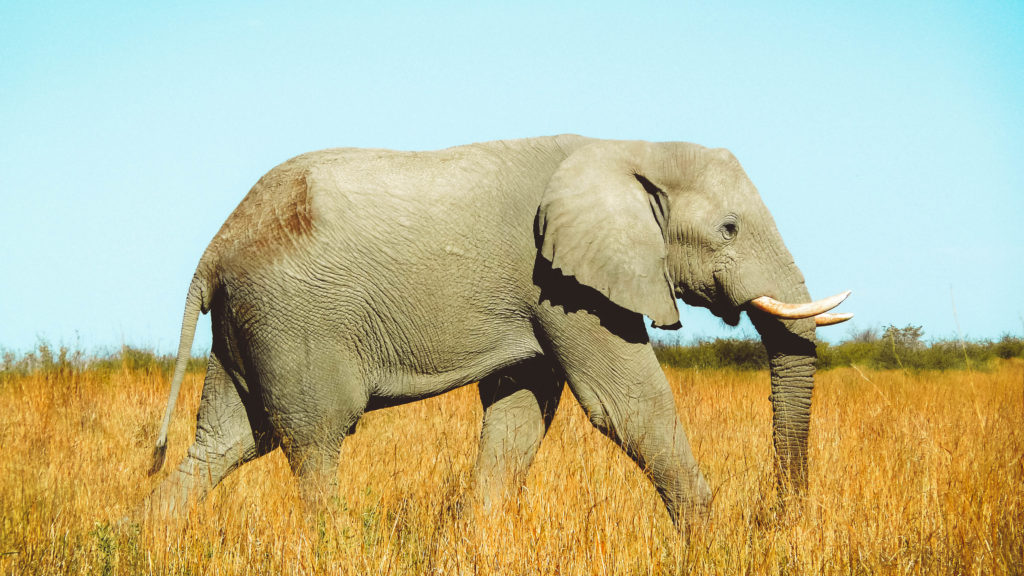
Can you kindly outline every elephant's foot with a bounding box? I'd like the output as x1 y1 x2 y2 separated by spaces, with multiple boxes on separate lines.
144 433 266 525
660 466 713 532
292 465 349 550
143 458 208 525
281 436 345 529
296 471 341 519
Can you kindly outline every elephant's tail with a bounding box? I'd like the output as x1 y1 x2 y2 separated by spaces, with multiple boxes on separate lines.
148 272 211 475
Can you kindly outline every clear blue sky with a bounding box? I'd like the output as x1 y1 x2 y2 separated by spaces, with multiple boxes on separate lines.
1 1 1022 354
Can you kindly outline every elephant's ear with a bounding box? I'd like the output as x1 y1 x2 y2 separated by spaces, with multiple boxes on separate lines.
537 141 680 328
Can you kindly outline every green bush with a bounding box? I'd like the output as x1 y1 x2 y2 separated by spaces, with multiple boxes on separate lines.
993 335 1024 359
654 338 767 370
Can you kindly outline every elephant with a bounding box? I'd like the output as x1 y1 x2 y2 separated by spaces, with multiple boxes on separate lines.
147 134 851 529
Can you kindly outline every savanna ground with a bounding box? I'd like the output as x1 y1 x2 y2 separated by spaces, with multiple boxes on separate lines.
1 359 1021 574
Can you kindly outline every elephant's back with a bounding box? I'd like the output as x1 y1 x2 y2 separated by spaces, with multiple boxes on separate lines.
208 138 581 276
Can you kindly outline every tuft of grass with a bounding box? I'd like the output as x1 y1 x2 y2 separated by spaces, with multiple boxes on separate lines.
0 359 1021 574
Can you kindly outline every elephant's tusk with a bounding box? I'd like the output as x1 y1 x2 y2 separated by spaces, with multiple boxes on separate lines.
814 312 854 326
749 290 851 319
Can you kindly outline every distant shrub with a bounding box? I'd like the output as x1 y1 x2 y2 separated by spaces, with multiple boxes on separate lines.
0 341 207 379
817 339 877 370
993 335 1024 359
654 338 767 371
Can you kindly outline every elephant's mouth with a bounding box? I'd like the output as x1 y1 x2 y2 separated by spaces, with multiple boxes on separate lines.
717 307 742 326
679 289 743 327
706 299 742 326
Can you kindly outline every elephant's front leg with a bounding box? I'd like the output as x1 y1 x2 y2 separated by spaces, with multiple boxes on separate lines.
536 302 712 529
472 357 564 511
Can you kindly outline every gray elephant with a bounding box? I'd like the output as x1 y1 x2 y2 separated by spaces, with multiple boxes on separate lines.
148 135 851 529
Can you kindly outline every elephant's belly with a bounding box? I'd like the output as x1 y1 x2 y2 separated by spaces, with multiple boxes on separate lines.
364 336 544 411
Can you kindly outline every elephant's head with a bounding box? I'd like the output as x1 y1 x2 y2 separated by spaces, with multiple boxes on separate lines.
537 139 852 493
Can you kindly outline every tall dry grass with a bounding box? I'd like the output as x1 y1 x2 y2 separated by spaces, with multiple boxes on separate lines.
1 361 1021 574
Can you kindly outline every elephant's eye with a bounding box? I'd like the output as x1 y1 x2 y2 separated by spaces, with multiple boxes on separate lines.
719 218 739 241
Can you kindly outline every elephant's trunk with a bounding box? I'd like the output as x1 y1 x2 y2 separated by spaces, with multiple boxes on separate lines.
749 281 818 496
765 331 816 492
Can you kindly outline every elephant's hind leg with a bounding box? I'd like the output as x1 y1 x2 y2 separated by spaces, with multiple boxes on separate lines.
262 357 366 517
472 357 564 512
149 354 273 517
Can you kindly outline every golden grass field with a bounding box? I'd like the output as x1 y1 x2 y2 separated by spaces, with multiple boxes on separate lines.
1 361 1021 575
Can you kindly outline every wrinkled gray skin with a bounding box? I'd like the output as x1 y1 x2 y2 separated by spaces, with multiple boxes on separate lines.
149 135 819 529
